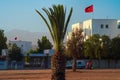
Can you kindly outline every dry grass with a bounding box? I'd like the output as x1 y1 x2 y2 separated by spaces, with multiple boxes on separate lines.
0 69 120 80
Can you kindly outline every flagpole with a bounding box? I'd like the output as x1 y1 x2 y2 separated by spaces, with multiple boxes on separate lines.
84 5 94 40
91 5 94 19
91 11 94 19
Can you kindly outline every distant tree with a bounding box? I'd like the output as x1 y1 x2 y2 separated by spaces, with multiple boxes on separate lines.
37 36 53 53
8 44 23 61
25 48 39 63
66 28 84 72
28 48 39 54
25 53 30 63
0 29 7 55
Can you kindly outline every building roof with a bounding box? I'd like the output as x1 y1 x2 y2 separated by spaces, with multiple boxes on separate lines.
30 53 46 57
84 18 117 22
30 53 53 57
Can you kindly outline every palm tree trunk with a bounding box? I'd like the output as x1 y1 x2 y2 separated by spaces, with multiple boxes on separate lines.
51 51 66 80
72 57 77 72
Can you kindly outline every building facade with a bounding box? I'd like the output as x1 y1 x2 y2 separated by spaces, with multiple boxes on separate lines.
72 19 120 39
9 40 32 56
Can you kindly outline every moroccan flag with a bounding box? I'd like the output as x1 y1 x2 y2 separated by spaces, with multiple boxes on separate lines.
14 37 17 40
85 5 93 13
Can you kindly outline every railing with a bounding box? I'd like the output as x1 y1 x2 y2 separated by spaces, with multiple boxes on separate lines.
0 61 24 70
0 61 8 69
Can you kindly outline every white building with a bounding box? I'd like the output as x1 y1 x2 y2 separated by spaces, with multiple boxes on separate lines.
72 22 83 32
9 40 32 56
72 19 120 39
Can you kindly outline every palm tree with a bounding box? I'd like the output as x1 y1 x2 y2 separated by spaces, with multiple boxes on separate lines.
36 4 73 80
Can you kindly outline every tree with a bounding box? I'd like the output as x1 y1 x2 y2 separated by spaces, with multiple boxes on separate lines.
110 37 120 67
8 44 23 61
84 34 102 68
36 4 73 80
84 34 101 59
37 36 53 53
66 28 84 71
27 48 39 54
100 35 111 59
0 29 7 55
98 35 111 68
111 37 120 59
27 36 53 54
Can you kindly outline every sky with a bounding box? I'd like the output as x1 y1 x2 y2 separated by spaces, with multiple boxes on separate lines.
0 0 120 33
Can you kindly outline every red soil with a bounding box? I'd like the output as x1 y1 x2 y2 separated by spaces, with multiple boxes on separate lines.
0 69 120 80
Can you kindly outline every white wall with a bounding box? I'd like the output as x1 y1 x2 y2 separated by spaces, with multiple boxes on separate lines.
71 19 120 40
72 22 83 32
117 20 120 36
92 19 118 38
83 19 92 38
9 40 32 56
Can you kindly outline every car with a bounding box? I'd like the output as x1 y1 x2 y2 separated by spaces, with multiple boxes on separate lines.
66 61 72 69
76 60 85 69
66 60 85 69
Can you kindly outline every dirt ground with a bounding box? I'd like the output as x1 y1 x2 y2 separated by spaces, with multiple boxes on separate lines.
0 69 120 80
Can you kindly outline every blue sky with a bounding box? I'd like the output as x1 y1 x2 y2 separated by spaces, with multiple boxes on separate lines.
0 0 120 32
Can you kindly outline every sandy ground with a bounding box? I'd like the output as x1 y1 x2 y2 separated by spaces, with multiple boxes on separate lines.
0 69 120 80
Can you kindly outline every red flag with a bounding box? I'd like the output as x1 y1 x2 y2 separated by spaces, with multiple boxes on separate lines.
14 37 17 40
85 5 93 13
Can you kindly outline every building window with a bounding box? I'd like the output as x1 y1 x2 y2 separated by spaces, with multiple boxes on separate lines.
100 24 104 29
118 25 120 29
118 22 120 29
106 24 109 28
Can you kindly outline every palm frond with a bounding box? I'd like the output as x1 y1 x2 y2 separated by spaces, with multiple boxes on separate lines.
36 5 73 51
62 8 73 42
35 9 55 42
